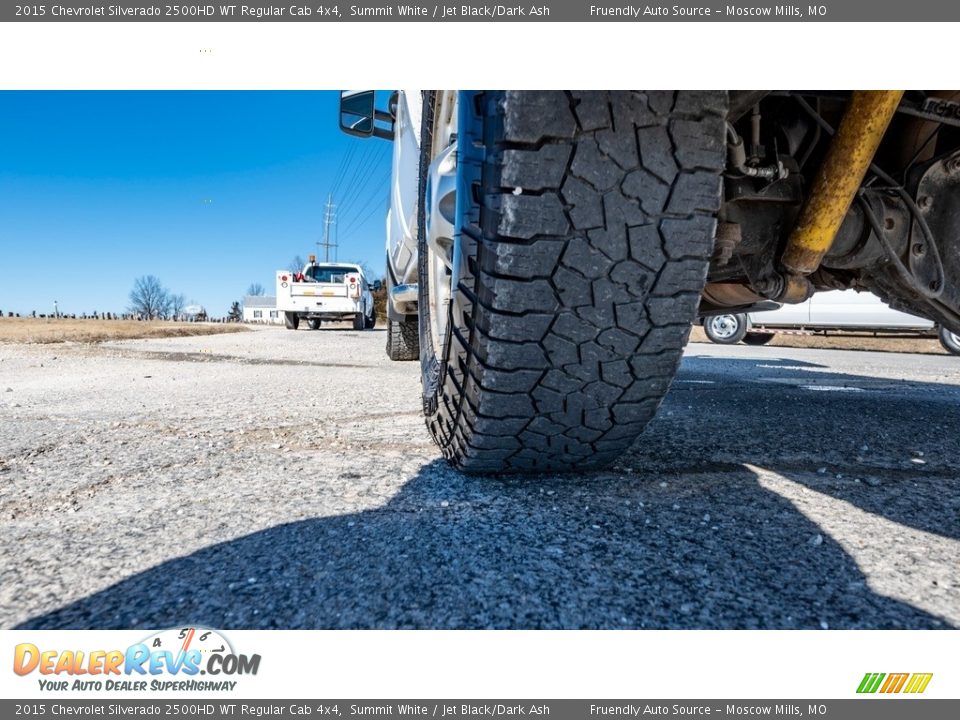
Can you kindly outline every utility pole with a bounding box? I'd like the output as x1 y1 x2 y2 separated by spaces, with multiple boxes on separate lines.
318 194 338 262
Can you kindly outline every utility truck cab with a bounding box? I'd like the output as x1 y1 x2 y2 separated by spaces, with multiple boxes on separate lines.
275 256 377 331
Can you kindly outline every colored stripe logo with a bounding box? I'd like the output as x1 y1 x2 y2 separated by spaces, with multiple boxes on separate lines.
857 672 933 694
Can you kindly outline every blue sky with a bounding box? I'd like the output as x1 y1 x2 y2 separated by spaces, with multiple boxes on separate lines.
0 91 392 316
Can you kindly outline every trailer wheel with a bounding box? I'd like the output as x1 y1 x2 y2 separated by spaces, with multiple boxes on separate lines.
704 314 748 344
940 326 960 356
417 90 727 473
284 312 300 330
743 331 775 346
387 319 419 361
307 318 322 331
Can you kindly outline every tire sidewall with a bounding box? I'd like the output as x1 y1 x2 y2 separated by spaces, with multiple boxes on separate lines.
704 314 748 344
940 326 960 355
743 331 775 346
417 91 442 415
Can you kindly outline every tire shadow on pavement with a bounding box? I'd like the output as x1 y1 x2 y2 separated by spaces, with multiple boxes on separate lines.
665 355 960 542
16 358 960 630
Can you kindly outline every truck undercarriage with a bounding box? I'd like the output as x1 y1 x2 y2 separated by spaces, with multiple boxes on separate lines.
705 91 960 338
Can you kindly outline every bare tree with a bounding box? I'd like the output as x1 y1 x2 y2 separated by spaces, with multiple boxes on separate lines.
349 259 381 282
169 293 186 319
128 276 171 320
288 255 307 273
246 283 265 296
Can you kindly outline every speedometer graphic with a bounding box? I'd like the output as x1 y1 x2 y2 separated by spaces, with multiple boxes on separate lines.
140 627 234 658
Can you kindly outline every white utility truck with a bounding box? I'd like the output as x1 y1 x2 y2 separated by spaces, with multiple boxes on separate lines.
275 256 378 331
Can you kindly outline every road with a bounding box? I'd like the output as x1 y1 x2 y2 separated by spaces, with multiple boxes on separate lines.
2 326 958 629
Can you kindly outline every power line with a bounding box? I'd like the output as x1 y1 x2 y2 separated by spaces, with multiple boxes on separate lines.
322 139 391 260
339 168 390 236
344 141 386 207
337 143 385 214
341 192 389 239
334 142 377 204
328 142 358 200
340 162 390 221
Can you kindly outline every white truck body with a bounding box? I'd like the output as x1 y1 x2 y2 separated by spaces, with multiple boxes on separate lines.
275 261 375 329
703 289 960 354
385 90 423 319
749 290 935 331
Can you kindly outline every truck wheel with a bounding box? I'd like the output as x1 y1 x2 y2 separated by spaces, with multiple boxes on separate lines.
417 90 727 473
940 326 960 356
743 331 775 346
703 314 748 344
307 318 322 331
353 312 365 331
364 307 377 329
387 319 419 361
284 312 300 330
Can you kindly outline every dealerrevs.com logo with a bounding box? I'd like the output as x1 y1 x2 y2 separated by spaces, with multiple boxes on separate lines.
13 627 260 692
857 672 933 694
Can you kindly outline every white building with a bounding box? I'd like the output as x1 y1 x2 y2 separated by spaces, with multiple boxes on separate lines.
242 295 282 324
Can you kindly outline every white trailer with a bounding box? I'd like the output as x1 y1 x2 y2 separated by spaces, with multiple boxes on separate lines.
275 257 378 331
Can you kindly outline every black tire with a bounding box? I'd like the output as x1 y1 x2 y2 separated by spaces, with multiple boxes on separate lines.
284 312 300 330
352 312 365 330
364 307 377 329
703 314 748 344
940 326 960 356
418 90 727 473
743 331 775 346
307 318 322 331
387 319 419 361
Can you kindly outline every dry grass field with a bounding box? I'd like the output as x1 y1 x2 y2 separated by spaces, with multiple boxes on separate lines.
0 318 249 344
0 317 948 354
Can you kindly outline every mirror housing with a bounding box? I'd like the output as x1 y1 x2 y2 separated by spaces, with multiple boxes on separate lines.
372 280 383 292
339 91 394 140
340 90 376 137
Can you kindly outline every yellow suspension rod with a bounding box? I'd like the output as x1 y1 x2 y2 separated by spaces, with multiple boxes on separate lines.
782 90 904 276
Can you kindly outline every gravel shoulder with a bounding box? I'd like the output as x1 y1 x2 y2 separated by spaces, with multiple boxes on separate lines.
2 326 958 629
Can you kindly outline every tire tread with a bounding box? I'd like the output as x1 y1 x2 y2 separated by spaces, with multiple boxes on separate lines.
425 91 727 473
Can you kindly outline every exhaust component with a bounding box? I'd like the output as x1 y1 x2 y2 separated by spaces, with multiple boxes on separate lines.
782 91 904 276
703 282 766 308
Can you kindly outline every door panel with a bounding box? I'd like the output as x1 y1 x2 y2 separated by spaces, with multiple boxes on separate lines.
809 290 932 329
749 298 811 326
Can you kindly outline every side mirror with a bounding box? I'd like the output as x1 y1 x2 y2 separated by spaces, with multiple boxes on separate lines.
372 280 383 291
340 90 376 137
339 90 395 140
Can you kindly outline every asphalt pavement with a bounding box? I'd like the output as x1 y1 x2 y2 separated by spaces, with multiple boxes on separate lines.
1 326 958 629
